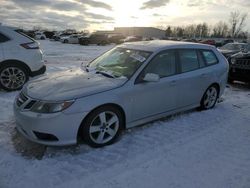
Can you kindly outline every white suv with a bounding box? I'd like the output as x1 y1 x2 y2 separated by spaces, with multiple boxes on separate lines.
0 25 46 91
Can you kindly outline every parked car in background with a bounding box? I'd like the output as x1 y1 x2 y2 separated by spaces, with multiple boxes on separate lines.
182 39 197 43
215 39 234 47
43 31 55 39
200 39 216 46
108 34 125 44
79 34 109 45
60 34 80 44
52 33 72 41
14 40 228 147
218 42 248 59
0 26 46 91
34 32 46 40
228 45 250 83
123 35 143 42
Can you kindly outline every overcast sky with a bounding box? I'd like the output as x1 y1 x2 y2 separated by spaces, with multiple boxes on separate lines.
0 0 249 31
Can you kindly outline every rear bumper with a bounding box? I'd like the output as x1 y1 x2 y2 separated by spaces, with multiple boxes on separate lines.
31 65 46 77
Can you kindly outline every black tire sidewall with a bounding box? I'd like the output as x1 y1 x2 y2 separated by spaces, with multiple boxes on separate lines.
81 106 124 148
0 63 29 91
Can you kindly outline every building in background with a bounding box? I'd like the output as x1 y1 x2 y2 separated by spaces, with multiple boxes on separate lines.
96 27 166 39
114 27 165 38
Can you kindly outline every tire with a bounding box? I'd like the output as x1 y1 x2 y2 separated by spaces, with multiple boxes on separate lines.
228 77 234 84
0 63 29 91
81 41 89 45
80 106 124 147
41 37 45 40
64 39 68 43
200 85 219 110
99 41 107 46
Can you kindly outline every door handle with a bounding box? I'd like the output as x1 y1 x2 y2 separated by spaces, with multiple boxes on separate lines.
170 80 177 86
201 73 208 77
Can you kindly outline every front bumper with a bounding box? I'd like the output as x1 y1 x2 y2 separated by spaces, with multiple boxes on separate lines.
31 65 46 77
14 101 88 146
229 67 250 82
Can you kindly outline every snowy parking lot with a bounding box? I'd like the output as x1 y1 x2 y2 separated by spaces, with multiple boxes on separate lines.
0 40 250 188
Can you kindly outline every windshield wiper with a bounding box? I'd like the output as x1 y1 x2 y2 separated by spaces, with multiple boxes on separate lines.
96 71 115 78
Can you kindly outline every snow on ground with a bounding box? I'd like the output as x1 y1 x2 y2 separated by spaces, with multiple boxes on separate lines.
0 40 250 188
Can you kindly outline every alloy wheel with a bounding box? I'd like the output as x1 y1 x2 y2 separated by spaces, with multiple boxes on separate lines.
203 86 218 109
0 67 26 90
89 111 119 144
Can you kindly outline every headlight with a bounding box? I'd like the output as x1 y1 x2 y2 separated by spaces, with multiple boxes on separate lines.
231 58 236 64
30 100 74 113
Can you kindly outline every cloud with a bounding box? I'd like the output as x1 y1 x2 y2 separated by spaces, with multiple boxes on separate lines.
85 12 114 21
141 0 170 9
0 0 113 30
77 0 112 10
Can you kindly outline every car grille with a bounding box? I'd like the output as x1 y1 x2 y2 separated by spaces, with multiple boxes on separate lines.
16 92 37 110
233 59 250 69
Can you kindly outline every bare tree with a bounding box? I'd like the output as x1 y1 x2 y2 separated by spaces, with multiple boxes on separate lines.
212 21 229 38
229 11 248 38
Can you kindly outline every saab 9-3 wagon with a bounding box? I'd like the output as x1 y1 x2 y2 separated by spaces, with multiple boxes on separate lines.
14 40 228 147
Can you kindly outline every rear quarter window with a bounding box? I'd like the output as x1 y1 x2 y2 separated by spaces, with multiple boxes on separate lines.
15 30 35 42
0 32 10 43
201 50 218 65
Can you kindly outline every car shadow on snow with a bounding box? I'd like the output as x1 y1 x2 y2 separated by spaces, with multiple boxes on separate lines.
229 81 250 91
11 127 47 160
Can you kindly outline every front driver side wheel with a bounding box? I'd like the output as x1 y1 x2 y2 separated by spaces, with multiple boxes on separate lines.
80 106 124 147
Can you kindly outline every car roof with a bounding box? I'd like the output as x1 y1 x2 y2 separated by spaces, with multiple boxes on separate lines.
119 40 214 52
0 25 19 30
226 42 247 45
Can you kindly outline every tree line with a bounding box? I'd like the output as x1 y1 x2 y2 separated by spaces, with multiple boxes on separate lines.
165 11 248 39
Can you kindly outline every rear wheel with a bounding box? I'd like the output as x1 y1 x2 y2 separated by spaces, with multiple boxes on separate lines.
0 64 28 91
64 39 68 43
80 106 124 147
200 85 219 110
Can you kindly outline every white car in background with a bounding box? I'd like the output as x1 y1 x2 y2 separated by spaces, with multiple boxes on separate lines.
60 34 80 44
0 25 46 91
34 32 46 40
14 40 228 147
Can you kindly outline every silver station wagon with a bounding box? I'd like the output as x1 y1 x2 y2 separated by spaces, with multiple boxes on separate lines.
14 40 229 147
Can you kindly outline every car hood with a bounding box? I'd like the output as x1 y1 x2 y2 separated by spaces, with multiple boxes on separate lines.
218 49 239 54
23 69 127 101
231 52 250 59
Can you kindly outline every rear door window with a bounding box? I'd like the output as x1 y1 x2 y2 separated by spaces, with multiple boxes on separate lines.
201 50 218 65
0 32 10 43
178 49 199 73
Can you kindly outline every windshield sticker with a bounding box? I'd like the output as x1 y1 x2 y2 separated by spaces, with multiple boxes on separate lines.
130 53 146 62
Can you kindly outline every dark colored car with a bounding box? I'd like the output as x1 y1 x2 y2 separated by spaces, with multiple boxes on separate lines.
43 31 55 39
200 39 216 46
79 34 109 45
108 34 125 44
123 36 143 42
216 39 234 47
228 50 250 83
218 43 248 59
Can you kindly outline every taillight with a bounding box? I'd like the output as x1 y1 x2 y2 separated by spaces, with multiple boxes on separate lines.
20 42 39 49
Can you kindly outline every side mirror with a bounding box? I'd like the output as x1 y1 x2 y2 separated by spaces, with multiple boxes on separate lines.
143 73 160 82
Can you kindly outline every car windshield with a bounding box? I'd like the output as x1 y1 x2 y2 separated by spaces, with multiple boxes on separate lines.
220 43 246 51
88 47 152 78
